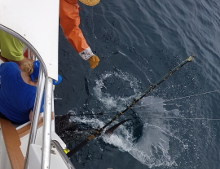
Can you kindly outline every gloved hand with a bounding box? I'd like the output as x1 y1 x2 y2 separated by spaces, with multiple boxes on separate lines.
88 55 100 69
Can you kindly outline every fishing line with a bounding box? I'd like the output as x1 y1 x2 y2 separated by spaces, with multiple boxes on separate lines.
91 6 96 50
133 89 220 108
155 117 220 121
97 3 150 82
70 112 104 116
94 114 220 121
76 6 96 107
70 111 220 121
134 115 220 121
75 69 91 107
72 112 220 121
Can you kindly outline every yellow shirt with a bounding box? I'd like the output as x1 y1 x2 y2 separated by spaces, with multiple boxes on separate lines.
0 30 24 61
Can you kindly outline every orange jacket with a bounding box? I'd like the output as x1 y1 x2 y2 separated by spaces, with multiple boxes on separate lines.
60 0 94 60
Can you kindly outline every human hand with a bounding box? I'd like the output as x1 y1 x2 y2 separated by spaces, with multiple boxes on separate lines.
88 55 100 69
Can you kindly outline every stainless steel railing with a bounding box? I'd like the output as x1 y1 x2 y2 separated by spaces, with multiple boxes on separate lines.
51 140 75 169
41 78 53 169
0 25 54 169
25 66 46 169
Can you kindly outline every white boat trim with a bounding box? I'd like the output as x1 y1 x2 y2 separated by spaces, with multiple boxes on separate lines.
0 0 76 168
0 0 59 80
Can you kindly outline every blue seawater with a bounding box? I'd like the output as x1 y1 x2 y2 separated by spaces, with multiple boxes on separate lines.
55 0 220 168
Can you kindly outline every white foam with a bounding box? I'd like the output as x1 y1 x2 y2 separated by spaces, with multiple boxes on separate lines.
93 70 141 111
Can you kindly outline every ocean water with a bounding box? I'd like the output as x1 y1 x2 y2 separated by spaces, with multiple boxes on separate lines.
55 0 220 169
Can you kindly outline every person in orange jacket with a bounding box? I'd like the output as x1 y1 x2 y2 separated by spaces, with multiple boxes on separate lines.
60 0 100 69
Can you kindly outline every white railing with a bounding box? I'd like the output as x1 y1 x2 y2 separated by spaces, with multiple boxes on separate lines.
51 140 75 169
24 67 46 168
0 25 56 169
41 77 53 169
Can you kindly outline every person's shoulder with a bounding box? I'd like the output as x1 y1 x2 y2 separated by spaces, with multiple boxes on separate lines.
2 62 17 66
4 62 18 67
0 62 19 72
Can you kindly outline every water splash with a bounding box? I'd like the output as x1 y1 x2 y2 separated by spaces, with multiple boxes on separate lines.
91 72 187 168
93 70 141 111
69 69 214 168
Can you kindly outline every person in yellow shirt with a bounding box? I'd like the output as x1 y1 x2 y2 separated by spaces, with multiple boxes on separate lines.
59 0 100 69
0 30 31 66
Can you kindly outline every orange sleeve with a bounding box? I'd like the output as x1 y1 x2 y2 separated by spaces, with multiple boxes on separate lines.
59 0 89 53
